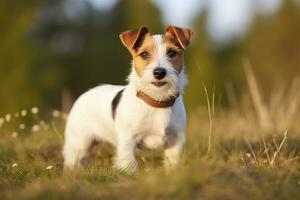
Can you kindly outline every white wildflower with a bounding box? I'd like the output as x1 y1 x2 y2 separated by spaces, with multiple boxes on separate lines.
5 114 11 122
52 110 60 118
14 112 20 118
12 163 18 168
32 124 40 132
31 107 39 114
0 117 4 124
39 120 45 125
11 132 18 138
19 124 26 130
46 165 53 170
21 110 27 117
245 153 252 158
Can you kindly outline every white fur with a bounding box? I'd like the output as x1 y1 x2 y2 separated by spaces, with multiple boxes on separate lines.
63 35 187 173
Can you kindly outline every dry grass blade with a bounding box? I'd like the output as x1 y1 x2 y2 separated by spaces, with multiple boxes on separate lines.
262 135 271 164
286 79 300 124
272 135 279 150
270 130 288 166
204 85 215 156
195 63 215 156
243 58 273 131
244 139 258 165
51 121 63 141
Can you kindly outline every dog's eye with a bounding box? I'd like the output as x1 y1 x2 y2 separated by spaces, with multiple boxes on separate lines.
140 52 149 60
167 50 177 58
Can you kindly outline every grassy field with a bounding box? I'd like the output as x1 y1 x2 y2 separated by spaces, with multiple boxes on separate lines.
1 71 300 199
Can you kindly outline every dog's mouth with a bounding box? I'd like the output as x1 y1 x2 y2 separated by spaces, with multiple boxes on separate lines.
151 81 167 87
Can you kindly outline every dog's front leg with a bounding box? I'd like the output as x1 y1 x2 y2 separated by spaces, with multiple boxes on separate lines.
114 134 137 173
164 134 185 168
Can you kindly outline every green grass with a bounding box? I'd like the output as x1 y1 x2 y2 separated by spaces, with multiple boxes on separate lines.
0 99 300 200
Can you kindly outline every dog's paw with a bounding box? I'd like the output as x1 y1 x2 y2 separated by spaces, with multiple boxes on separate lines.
142 135 165 150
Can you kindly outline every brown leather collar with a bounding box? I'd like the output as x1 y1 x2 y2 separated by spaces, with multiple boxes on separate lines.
136 91 180 108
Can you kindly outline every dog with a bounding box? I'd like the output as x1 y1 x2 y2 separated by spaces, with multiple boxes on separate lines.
63 25 192 173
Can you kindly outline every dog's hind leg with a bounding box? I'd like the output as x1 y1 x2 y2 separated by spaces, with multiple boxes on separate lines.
63 127 93 169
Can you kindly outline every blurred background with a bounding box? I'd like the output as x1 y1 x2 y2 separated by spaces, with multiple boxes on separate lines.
1 0 300 114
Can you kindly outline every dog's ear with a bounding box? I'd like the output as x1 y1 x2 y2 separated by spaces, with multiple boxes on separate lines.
119 26 150 50
165 25 193 49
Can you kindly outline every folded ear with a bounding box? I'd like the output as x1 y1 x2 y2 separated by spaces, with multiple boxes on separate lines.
165 25 193 49
119 26 150 50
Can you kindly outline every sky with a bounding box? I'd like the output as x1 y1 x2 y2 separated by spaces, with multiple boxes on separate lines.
87 0 283 45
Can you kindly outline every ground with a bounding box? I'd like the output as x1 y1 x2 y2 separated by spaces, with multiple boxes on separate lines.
0 82 300 199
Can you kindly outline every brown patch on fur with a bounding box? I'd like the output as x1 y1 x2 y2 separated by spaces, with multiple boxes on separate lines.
132 32 185 75
165 25 193 49
129 34 157 76
120 25 192 76
119 26 149 50
163 32 185 73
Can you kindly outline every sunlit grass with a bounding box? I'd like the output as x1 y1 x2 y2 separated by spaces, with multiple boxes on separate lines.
1 72 300 199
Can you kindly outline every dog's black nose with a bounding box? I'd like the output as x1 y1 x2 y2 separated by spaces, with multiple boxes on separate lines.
153 68 166 80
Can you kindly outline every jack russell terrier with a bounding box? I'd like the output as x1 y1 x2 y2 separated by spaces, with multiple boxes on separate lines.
63 25 192 173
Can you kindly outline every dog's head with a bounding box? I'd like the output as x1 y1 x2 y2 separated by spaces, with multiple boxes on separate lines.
120 25 192 101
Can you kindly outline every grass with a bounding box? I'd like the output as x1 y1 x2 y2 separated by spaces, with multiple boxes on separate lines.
1 69 300 199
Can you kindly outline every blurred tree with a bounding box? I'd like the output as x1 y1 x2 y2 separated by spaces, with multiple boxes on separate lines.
1 0 299 114
185 10 245 109
0 1 39 113
30 0 163 111
185 0 300 109
110 0 162 33
184 11 214 109
245 0 300 97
